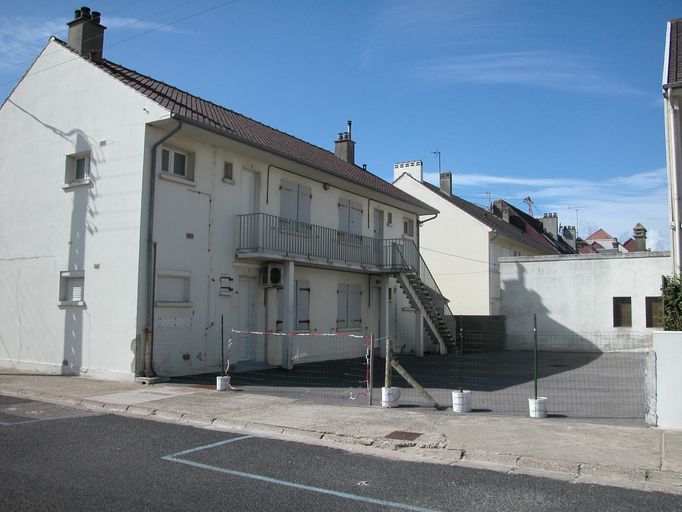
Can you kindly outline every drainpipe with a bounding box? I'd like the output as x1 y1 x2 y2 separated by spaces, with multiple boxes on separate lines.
144 116 183 378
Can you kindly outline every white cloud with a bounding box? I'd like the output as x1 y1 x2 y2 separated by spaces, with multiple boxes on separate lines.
418 51 643 95
424 168 670 250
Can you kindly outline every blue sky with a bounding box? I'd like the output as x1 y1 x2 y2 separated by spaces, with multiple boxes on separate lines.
1 1 678 249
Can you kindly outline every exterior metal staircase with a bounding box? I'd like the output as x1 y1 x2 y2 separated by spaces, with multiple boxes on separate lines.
392 241 456 355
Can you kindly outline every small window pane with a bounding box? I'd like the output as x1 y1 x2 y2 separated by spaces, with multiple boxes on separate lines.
224 162 233 181
75 157 87 181
646 296 663 328
613 297 632 327
161 148 170 172
173 152 187 176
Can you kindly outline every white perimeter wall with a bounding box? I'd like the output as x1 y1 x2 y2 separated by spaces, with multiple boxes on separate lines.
0 41 169 379
500 252 671 351
654 331 682 429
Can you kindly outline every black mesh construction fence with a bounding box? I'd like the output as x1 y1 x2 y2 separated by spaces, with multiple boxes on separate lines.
377 330 652 423
162 325 653 423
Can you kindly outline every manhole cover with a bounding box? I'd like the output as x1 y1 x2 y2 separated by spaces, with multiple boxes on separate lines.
385 431 422 441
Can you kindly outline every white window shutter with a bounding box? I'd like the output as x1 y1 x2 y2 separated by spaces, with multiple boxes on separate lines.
298 185 311 225
349 284 362 328
337 284 348 329
296 280 310 330
338 198 349 232
279 180 297 221
349 201 362 236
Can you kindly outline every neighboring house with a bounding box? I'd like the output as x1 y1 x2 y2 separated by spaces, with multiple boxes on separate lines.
664 17 682 275
0 9 449 381
576 224 649 254
393 163 575 315
500 251 670 351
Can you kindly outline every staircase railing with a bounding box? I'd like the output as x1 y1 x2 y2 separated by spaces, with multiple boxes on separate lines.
390 238 456 338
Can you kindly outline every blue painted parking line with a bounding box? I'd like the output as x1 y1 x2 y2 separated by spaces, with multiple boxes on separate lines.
162 436 443 512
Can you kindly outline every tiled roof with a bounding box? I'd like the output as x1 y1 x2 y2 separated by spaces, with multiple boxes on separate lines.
586 228 613 240
53 39 434 214
420 182 566 254
666 18 682 87
623 238 637 252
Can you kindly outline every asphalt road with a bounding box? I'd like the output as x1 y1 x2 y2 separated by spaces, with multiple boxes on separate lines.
1 394 680 511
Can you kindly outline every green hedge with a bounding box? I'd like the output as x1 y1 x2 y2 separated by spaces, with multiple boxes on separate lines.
663 275 682 331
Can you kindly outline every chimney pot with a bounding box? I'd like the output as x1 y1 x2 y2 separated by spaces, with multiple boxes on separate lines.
67 6 106 61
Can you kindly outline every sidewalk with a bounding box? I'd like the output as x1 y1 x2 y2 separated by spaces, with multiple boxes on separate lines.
1 372 681 494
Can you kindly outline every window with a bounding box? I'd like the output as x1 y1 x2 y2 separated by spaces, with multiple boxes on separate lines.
64 152 91 186
276 280 310 331
403 217 415 238
223 161 234 183
646 296 663 328
387 212 393 226
613 297 632 327
160 145 194 181
280 180 311 233
156 272 191 305
338 198 363 241
337 283 362 329
58 271 85 306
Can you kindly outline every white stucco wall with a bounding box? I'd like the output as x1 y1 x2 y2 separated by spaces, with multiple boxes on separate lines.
143 125 423 374
0 41 169 380
654 331 682 429
500 252 671 351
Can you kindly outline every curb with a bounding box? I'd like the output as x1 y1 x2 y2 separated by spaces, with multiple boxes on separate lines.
2 384 681 494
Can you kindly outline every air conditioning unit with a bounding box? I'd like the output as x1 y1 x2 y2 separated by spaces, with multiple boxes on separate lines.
261 263 284 288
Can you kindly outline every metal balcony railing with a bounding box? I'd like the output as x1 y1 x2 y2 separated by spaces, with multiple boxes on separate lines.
238 212 409 269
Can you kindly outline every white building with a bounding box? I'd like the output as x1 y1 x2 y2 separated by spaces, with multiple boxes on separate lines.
664 17 682 275
393 167 574 315
500 252 670 351
0 9 450 381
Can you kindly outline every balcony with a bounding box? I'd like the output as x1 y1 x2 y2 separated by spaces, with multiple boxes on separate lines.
237 212 413 272
237 212 455 351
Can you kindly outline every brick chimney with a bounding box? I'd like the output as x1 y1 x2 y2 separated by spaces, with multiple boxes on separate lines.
633 223 647 252
67 7 106 61
439 171 452 196
334 121 355 165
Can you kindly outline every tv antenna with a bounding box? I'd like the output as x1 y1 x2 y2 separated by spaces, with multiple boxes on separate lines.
567 206 584 236
523 196 534 216
431 150 441 173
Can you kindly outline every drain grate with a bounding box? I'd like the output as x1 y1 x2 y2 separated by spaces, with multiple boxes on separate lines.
385 431 422 441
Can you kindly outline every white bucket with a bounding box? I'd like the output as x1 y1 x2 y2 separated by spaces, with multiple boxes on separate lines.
452 390 471 413
216 375 231 391
381 387 401 408
528 397 548 418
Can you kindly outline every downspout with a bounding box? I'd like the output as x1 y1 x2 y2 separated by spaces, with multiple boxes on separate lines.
144 116 183 378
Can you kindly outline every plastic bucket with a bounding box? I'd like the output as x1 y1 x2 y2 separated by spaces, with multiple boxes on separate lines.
381 387 401 408
452 390 471 413
528 397 548 418
216 375 231 391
